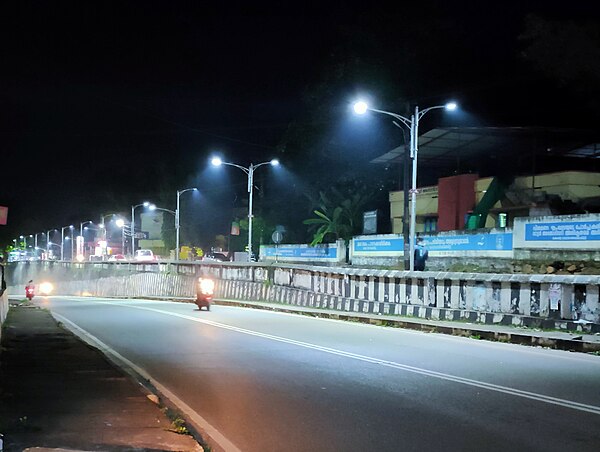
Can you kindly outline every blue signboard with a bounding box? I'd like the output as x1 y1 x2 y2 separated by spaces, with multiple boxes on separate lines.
261 244 338 259
424 233 513 251
353 232 513 254
354 237 404 253
525 221 600 241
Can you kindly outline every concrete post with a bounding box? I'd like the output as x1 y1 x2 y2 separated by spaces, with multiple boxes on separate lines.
519 283 531 316
398 278 407 304
583 284 599 323
560 284 574 320
450 280 460 309
500 282 511 312
540 283 550 317
436 279 445 308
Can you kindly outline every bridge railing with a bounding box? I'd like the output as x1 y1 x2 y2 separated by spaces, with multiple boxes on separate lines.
4 260 600 329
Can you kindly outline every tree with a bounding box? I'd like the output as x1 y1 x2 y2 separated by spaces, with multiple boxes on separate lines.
304 185 374 246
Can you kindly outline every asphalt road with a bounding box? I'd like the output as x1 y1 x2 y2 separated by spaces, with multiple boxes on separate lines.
43 296 600 452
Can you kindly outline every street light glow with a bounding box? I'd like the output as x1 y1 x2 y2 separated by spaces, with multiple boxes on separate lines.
353 98 459 270
116 219 125 227
353 101 368 115
210 156 281 261
148 204 157 211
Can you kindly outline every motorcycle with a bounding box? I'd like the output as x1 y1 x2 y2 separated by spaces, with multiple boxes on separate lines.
195 277 215 311
25 285 35 300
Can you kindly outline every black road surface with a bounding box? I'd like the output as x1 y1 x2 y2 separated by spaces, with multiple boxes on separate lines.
43 297 600 452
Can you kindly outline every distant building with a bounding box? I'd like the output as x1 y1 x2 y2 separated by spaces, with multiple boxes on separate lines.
377 127 600 234
390 171 600 234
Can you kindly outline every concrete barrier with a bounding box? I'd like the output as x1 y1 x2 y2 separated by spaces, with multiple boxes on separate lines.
5 261 600 332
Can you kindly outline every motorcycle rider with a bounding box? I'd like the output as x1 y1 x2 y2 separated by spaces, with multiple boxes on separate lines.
25 279 35 299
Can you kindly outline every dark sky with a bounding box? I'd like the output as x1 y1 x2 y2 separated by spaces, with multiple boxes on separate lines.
1 1 599 246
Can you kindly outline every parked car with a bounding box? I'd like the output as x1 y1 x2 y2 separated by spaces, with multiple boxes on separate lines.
135 249 156 262
203 252 230 262
108 254 127 261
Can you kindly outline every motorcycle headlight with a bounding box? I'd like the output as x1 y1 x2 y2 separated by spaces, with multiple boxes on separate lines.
198 277 215 295
39 282 54 295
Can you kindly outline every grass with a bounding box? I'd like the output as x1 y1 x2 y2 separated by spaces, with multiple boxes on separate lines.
162 407 190 435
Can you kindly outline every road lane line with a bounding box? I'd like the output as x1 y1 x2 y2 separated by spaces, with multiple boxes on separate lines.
56 296 600 364
97 301 600 416
52 312 242 452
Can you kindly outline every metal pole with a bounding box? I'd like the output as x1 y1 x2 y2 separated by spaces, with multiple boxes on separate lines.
46 231 50 258
409 106 419 272
247 164 254 262
131 206 135 256
61 228 64 261
176 190 181 260
71 228 74 261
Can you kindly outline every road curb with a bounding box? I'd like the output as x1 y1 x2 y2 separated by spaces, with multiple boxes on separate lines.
214 299 600 354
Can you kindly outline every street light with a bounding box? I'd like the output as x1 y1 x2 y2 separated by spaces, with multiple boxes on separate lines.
61 225 74 261
131 202 154 256
79 220 94 260
211 156 280 262
176 187 198 260
115 218 127 255
354 100 457 271
46 229 58 258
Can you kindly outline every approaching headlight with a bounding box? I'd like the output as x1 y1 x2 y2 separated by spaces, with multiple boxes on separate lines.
198 277 215 295
39 282 54 295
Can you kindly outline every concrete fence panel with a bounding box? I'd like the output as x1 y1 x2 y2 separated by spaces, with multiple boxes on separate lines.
4 261 600 332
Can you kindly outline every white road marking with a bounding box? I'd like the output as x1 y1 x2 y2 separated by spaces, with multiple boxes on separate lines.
89 300 600 416
55 296 600 364
52 312 242 452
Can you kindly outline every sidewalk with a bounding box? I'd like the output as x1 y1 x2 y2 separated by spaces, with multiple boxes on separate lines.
0 300 203 452
212 298 600 353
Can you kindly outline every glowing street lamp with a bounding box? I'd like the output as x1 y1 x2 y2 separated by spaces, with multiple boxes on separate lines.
176 187 198 260
131 202 154 256
61 225 74 261
46 229 58 258
354 100 457 271
78 220 94 260
115 218 127 254
211 156 279 261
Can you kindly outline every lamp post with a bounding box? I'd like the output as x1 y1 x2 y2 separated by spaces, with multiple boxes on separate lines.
115 218 126 255
33 233 43 258
211 157 279 262
98 213 120 257
131 202 152 256
61 225 74 261
353 100 457 271
79 220 94 260
46 229 58 258
176 187 198 260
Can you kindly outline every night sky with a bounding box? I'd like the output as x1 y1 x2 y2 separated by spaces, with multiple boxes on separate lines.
1 1 599 249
